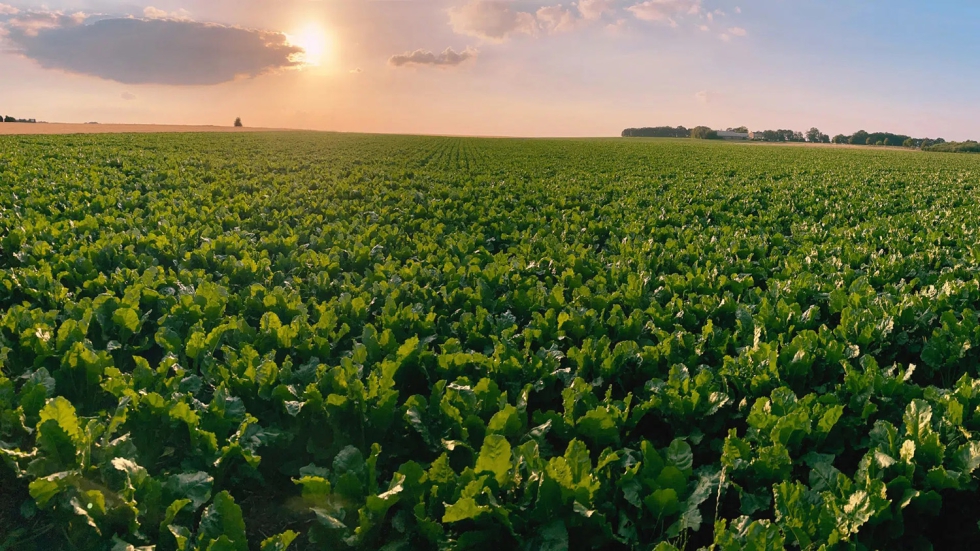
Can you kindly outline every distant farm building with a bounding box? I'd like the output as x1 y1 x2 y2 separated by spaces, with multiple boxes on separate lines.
716 131 749 140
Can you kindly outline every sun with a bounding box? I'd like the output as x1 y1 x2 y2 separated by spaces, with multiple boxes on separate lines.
289 24 331 67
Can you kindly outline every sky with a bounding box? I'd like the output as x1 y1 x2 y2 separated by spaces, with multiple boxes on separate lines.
0 0 978 138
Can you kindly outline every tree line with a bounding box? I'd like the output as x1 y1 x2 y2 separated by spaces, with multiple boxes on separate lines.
622 125 955 148
621 126 692 138
621 126 750 139
1 115 37 123
923 141 980 153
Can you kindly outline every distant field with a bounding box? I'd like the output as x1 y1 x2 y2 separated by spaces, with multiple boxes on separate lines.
3 134 980 550
0 122 295 134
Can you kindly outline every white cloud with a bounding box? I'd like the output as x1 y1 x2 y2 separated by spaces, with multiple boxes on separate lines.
389 46 478 67
4 11 86 37
537 4 580 33
735 6 742 13
719 33 729 41
449 0 615 41
627 0 701 23
448 0 537 41
143 7 191 21
143 7 168 19
578 0 616 20
0 3 19 15
695 90 718 103
698 24 709 31
728 26 747 36
605 18 629 34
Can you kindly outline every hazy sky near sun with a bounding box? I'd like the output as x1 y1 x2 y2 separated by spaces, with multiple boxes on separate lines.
1 0 979 138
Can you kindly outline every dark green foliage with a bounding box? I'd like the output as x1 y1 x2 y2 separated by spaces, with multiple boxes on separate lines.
752 129 803 142
3 134 980 549
924 140 980 153
690 126 718 140
622 126 690 138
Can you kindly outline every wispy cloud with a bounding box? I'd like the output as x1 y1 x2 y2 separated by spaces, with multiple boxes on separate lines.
142 6 192 21
389 47 478 67
578 0 617 20
448 0 537 42
695 89 719 103
536 5 582 34
448 0 619 42
627 0 701 23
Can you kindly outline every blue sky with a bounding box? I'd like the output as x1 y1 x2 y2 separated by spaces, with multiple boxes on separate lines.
0 0 978 138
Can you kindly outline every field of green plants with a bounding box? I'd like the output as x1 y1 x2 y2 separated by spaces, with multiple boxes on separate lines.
2 133 980 550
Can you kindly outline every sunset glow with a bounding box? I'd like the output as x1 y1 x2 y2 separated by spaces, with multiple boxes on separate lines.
289 24 330 67
2 1 980 138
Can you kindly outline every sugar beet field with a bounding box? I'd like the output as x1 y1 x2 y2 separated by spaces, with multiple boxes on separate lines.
3 133 980 550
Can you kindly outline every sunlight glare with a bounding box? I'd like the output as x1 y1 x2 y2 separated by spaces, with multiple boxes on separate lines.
289 24 330 67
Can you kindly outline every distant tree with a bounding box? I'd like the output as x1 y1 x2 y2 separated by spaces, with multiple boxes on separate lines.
690 126 718 140
234 117 243 127
3 116 13 123
831 134 848 144
622 126 690 138
903 138 915 148
806 127 822 143
727 126 749 133
849 130 869 145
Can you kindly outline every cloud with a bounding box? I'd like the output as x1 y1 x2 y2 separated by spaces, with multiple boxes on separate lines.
349 68 363 74
0 11 302 85
0 4 18 15
121 91 136 100
143 7 169 19
4 10 86 37
578 0 616 20
448 0 611 41
728 26 746 36
389 46 478 67
536 5 580 34
448 0 537 42
143 7 192 21
627 0 701 23
735 6 742 13
695 90 718 103
698 24 709 31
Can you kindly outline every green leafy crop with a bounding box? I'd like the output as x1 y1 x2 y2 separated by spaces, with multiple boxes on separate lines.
2 133 980 549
